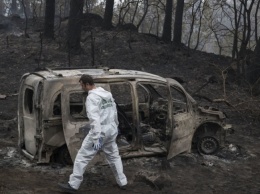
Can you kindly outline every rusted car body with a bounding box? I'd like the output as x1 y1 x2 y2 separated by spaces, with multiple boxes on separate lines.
18 68 232 164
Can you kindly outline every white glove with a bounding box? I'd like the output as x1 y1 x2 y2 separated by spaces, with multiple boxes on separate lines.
93 137 103 151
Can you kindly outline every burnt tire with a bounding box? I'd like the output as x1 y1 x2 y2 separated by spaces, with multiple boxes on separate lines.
197 136 219 155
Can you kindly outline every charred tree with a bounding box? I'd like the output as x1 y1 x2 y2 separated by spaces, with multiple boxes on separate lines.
162 0 173 42
232 0 242 60
0 1 4 15
136 0 149 31
63 0 70 18
254 0 260 42
188 0 203 50
44 0 55 39
23 0 32 18
102 0 114 30
245 36 260 95
131 1 139 24
39 0 43 17
251 37 260 72
10 0 18 15
20 0 29 37
254 37 260 60
238 0 255 59
194 0 205 50
67 0 83 53
173 0 184 45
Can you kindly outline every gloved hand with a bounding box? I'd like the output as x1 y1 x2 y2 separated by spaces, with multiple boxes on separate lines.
93 137 103 151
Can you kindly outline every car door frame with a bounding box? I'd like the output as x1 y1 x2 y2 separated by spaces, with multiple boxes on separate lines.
167 78 196 159
61 83 89 161
135 79 173 153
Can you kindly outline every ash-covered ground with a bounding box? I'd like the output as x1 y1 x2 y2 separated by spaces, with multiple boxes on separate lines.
0 15 260 194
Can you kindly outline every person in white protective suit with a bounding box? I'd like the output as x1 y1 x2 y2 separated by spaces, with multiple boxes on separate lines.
58 74 127 193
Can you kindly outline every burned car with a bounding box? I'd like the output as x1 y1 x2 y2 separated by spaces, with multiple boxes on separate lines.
18 68 232 164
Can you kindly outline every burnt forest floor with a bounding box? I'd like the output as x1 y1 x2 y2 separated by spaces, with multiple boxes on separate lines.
0 16 260 194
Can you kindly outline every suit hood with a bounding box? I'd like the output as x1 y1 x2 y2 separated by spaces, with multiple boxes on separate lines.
88 87 112 100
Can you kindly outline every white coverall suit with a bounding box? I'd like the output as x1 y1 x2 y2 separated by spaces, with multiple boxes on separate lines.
69 87 127 190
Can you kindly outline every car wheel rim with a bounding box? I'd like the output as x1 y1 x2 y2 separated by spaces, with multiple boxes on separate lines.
198 136 219 155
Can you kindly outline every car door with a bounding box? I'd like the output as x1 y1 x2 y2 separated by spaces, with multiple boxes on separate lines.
109 82 136 148
61 83 110 161
136 81 172 154
22 86 38 156
167 79 195 159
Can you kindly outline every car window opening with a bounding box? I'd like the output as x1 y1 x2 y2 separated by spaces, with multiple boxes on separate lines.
69 92 87 119
170 86 188 114
137 83 169 147
110 83 133 147
53 94 61 116
24 88 34 114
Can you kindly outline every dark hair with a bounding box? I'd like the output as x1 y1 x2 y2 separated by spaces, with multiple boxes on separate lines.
79 74 94 85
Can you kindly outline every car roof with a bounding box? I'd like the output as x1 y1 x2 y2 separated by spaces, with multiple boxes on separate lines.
27 68 166 82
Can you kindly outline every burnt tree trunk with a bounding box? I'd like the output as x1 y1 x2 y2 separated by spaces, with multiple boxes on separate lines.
162 0 173 42
254 0 260 42
238 0 255 59
24 0 32 18
173 0 184 45
20 0 29 37
251 36 260 70
44 0 55 39
136 0 148 31
64 0 70 18
0 1 3 15
102 0 114 30
254 37 260 58
246 36 260 95
67 0 83 53
10 0 18 15
232 0 242 60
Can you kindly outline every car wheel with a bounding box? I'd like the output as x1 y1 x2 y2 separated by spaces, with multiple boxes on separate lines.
56 145 73 165
197 136 219 155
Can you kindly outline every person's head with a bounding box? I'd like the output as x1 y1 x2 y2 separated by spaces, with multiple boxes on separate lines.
79 74 95 91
